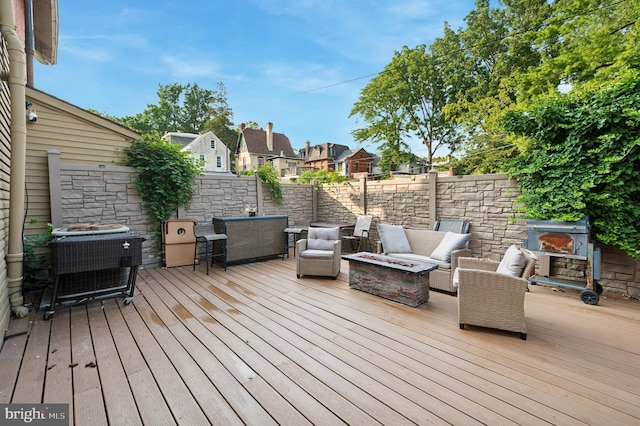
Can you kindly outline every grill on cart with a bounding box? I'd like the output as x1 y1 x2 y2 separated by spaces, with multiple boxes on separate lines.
523 217 602 305
42 225 144 319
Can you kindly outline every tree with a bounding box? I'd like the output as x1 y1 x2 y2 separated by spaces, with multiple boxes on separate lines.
503 70 640 259
430 0 550 172
297 170 347 184
448 134 520 175
243 121 261 129
119 82 235 138
350 44 459 169
516 0 640 98
203 83 239 171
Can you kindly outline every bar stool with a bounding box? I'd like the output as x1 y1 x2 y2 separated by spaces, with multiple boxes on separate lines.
193 223 227 274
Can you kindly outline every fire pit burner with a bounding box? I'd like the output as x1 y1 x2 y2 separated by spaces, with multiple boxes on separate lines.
342 252 438 307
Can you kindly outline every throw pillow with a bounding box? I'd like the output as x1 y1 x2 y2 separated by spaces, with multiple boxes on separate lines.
496 244 528 277
430 232 472 263
377 223 411 253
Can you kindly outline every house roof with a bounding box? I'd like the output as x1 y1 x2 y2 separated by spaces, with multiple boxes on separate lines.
335 147 372 163
26 86 140 140
33 0 59 65
163 132 200 147
239 127 295 157
164 132 228 153
305 143 351 162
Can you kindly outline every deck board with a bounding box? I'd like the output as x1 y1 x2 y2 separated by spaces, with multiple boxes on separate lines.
120 297 211 425
0 313 32 403
11 310 50 403
101 298 176 426
70 305 107 426
88 302 142 426
0 257 638 425
43 308 74 424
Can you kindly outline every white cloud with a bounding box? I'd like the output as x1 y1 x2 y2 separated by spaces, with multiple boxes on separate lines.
261 62 344 92
160 55 221 79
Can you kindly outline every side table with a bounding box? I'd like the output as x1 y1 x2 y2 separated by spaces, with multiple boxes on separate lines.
284 227 307 257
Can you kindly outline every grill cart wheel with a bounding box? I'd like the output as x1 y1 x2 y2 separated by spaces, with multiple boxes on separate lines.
595 281 603 294
580 289 600 305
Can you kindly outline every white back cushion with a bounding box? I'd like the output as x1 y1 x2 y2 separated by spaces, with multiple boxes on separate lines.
430 232 471 263
377 223 411 253
307 227 339 251
496 244 528 277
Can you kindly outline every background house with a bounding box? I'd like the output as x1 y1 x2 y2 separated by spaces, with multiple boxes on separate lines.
303 142 351 172
267 154 306 182
235 122 295 173
164 131 232 174
335 147 373 179
303 142 373 179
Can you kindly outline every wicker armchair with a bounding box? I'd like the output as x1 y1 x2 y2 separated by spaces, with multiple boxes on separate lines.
296 227 342 279
457 248 537 340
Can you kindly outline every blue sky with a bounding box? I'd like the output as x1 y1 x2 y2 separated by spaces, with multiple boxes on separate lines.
34 0 476 156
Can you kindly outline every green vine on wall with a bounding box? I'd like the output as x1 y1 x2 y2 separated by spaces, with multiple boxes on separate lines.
123 137 202 249
240 164 284 205
257 164 283 205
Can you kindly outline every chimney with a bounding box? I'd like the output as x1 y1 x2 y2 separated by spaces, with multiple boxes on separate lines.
239 123 246 131
266 122 274 151
305 140 311 158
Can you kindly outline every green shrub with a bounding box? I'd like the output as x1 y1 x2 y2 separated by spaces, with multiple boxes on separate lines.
298 169 347 184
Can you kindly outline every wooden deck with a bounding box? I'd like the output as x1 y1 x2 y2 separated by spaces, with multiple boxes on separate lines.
1 256 639 425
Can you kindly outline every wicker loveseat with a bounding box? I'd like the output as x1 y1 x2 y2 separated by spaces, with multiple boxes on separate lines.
376 224 472 294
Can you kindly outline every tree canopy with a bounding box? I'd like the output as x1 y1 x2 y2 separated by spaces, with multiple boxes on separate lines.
348 0 640 257
117 82 239 161
355 0 639 174
350 45 460 171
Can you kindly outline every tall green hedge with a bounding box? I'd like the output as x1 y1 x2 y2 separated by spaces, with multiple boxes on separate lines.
503 70 640 259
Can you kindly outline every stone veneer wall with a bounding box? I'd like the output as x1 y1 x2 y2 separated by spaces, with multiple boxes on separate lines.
56 162 639 297
57 164 313 267
318 174 525 258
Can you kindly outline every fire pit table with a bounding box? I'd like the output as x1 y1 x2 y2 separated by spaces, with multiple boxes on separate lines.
342 252 437 307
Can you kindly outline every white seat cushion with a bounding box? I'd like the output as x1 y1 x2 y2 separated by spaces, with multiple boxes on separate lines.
300 249 335 258
452 267 460 288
